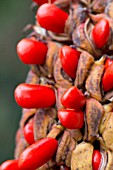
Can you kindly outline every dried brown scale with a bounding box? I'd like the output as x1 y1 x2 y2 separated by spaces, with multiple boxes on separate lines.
69 129 82 142
99 109 111 135
75 51 94 88
53 57 72 88
105 150 113 170
102 112 113 151
56 87 68 110
25 69 39 84
84 98 104 142
56 130 78 167
72 23 94 55
20 108 36 130
14 136 28 159
34 108 57 141
65 3 88 34
105 1 113 19
71 142 94 170
44 41 60 78
91 0 111 14
54 0 70 8
85 57 105 101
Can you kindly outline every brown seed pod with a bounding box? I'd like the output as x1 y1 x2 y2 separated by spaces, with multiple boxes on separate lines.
56 87 68 110
20 108 36 130
102 112 113 151
65 3 88 34
85 57 105 101
91 0 110 13
54 0 70 8
75 51 94 88
34 108 57 141
84 98 104 142
105 1 113 19
71 142 93 170
14 132 28 159
72 22 94 55
44 41 60 78
53 57 72 88
56 130 75 167
25 69 39 84
99 102 113 137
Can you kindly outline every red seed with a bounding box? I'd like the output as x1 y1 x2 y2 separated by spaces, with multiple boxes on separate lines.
104 58 113 70
24 119 35 145
92 19 110 48
60 46 80 78
102 63 113 92
92 150 102 170
58 109 84 129
33 0 56 5
1 160 19 170
17 38 48 64
61 86 86 111
36 4 68 33
18 138 58 170
14 83 56 108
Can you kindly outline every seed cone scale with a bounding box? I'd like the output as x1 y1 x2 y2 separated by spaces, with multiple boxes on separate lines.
1 0 113 170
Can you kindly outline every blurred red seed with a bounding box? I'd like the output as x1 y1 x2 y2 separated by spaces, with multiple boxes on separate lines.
92 150 102 170
18 138 58 170
58 109 84 129
60 46 80 78
37 4 68 33
14 83 56 108
17 38 48 64
1 160 19 170
92 19 110 48
104 58 113 70
102 63 113 91
33 0 56 5
24 119 35 145
61 86 86 111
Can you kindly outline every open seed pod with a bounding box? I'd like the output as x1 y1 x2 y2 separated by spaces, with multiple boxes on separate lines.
2 0 113 170
71 141 113 170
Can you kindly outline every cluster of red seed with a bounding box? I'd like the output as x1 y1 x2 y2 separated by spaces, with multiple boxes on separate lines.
1 0 113 170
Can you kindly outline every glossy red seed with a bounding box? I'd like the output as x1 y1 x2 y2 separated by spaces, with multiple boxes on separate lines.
17 38 48 64
37 4 68 33
102 63 113 91
58 109 84 129
92 150 102 170
104 58 113 70
33 0 56 5
24 119 35 145
1 160 19 170
14 83 56 108
60 46 80 78
18 138 58 170
61 86 86 111
92 19 110 48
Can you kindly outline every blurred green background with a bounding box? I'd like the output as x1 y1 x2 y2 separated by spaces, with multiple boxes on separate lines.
0 0 35 163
